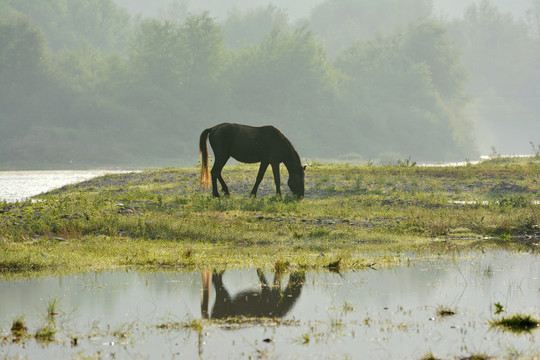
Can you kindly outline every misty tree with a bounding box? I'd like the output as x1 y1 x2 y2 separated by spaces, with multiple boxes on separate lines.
1 0 491 167
446 0 540 154
123 13 229 158
335 21 474 161
450 1 536 94
182 13 227 93
230 26 337 114
310 0 434 57
158 0 188 25
3 0 132 53
0 16 49 138
402 22 467 101
0 16 99 164
222 5 289 48
225 25 343 156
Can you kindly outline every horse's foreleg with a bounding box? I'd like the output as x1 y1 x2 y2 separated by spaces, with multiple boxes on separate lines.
271 163 281 196
251 162 269 197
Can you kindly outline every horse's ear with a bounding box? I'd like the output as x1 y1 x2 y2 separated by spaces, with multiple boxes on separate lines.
302 164 307 171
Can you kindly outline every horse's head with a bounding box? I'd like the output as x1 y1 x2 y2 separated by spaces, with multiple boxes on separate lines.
288 165 306 199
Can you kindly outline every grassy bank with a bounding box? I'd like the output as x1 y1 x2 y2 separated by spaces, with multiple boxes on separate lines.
1 157 538 276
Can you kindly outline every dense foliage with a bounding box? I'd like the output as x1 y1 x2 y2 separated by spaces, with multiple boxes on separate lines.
1 0 538 168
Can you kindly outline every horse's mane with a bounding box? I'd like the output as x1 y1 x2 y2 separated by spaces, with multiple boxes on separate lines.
275 127 301 169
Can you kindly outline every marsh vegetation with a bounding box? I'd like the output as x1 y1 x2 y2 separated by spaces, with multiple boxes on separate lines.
0 157 538 273
0 158 538 359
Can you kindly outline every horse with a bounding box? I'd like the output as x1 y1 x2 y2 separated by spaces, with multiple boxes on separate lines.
201 269 305 319
199 123 305 198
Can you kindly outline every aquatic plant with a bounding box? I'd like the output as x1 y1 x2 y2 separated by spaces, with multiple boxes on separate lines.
34 323 57 343
492 302 504 315
436 305 456 317
10 315 28 339
459 354 492 360
47 297 58 318
489 314 540 333
420 353 441 360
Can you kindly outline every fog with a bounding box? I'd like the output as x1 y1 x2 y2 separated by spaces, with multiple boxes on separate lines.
1 0 539 168
116 0 532 22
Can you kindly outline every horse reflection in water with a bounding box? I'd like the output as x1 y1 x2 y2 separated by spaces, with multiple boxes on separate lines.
201 269 305 319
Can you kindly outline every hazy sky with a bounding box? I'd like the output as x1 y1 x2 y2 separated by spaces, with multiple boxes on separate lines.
432 0 533 19
114 0 534 21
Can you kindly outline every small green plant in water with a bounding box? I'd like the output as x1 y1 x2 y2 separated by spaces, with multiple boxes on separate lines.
420 353 441 360
490 314 539 333
436 305 456 317
183 318 204 334
493 302 504 315
299 333 310 344
35 323 57 343
47 297 58 318
341 301 354 314
11 315 28 339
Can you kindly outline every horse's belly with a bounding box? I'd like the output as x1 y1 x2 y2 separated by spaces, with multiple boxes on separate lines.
231 153 260 164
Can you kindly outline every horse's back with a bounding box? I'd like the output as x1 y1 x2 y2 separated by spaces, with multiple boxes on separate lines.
211 123 281 138
208 123 287 163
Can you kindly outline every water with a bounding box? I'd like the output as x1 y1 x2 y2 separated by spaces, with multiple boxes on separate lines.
1 252 538 359
0 170 129 203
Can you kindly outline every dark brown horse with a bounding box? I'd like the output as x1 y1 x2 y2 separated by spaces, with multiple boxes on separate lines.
201 269 305 319
199 123 305 198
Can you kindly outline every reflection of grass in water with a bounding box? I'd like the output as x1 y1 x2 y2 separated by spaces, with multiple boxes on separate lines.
34 323 57 343
47 297 58 319
436 305 456 317
490 314 540 333
422 352 493 360
10 315 28 339
341 301 354 314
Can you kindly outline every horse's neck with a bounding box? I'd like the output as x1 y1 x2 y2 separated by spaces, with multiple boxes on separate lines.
283 155 301 174
283 151 301 173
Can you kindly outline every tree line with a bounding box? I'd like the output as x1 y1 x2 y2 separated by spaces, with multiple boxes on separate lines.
1 0 538 168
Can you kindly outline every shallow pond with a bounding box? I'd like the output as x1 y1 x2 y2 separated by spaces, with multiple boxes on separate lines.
1 251 538 359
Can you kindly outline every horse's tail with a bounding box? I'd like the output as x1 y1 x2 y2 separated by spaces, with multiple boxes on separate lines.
199 128 211 189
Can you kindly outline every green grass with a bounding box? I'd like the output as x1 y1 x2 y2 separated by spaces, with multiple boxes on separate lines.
490 314 540 333
0 158 538 276
436 305 457 317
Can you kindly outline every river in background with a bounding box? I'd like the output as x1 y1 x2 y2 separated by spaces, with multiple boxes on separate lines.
0 170 132 203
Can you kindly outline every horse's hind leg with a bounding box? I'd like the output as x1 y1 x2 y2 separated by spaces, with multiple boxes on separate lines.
211 156 229 197
251 162 269 197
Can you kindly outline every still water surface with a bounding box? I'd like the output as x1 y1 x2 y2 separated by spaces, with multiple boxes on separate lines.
1 252 538 359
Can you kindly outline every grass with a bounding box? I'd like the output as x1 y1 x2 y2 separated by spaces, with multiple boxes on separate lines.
436 305 456 317
0 158 538 276
489 314 540 333
421 353 493 360
10 316 28 340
